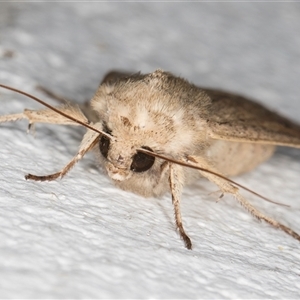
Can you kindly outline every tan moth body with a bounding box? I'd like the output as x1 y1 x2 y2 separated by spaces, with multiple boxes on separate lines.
1 70 300 249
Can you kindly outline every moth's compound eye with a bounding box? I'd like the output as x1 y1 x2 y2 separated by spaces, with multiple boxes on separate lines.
130 147 155 173
99 135 110 159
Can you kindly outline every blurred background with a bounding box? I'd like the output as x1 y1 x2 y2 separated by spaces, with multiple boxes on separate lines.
1 2 300 119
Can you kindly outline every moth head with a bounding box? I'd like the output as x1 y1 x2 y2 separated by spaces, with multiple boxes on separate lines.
99 130 155 181
91 70 211 192
96 105 168 184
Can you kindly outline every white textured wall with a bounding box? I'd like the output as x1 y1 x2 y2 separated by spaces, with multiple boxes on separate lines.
0 2 300 298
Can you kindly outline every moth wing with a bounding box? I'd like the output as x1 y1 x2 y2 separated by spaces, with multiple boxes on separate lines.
100 70 136 85
204 89 300 148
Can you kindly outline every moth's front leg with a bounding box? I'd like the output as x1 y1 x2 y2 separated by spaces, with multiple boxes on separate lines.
188 155 300 243
0 97 98 181
169 163 192 249
36 86 99 123
26 128 100 182
0 103 88 127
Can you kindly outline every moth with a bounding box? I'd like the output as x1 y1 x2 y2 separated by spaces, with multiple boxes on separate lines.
1 70 300 249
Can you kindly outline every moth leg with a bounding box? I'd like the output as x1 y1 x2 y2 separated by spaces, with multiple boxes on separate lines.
26 129 100 181
36 71 134 123
169 163 192 249
0 103 88 127
36 86 99 123
188 155 300 242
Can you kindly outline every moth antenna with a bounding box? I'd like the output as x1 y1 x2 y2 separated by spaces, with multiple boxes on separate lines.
138 148 289 207
0 84 112 139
